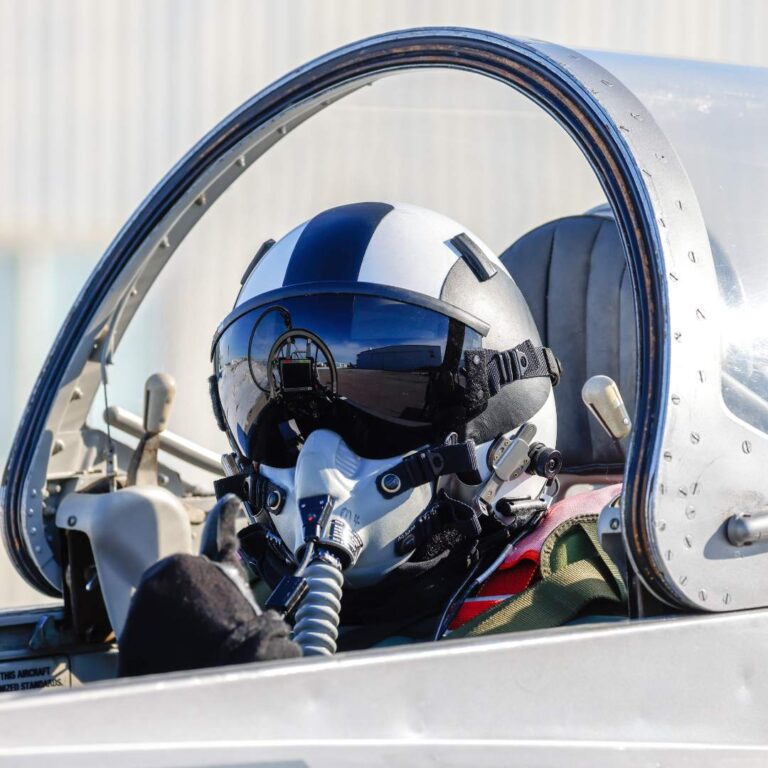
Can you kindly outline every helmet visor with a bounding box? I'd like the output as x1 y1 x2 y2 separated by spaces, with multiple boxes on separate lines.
214 293 484 460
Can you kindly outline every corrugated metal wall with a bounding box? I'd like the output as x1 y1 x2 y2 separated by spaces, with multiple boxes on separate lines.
1 0 766 605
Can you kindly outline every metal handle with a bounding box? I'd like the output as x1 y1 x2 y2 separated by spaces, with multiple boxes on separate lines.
143 373 177 435
581 374 632 440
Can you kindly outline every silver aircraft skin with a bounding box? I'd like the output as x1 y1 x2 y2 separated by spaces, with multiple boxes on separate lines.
1 27 768 767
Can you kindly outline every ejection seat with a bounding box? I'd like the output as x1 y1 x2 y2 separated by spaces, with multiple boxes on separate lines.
500 209 636 491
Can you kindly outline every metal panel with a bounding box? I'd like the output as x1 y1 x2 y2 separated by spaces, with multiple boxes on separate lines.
1 611 767 765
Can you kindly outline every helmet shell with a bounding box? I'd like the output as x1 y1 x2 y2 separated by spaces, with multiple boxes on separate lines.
215 202 556 489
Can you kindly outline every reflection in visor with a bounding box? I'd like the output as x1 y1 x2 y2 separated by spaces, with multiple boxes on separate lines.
214 294 484 460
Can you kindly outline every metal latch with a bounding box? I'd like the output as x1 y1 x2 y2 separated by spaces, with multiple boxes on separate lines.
476 423 537 508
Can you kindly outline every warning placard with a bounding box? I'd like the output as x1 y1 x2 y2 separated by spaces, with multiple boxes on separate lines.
0 657 70 693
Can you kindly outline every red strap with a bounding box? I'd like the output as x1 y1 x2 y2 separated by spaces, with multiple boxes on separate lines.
448 483 622 631
477 558 538 597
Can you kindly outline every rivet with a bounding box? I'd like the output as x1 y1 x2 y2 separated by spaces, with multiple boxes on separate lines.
696 308 706 320
671 394 681 405
30 489 37 498
195 193 207 207
159 236 170 249
664 451 673 462
680 575 688 586
669 272 679 282
657 519 667 531
676 200 683 210
34 546 41 553
691 482 699 495
277 125 288 136
67 516 77 527
610 518 620 531
29 527 37 535
685 506 696 519
688 251 696 263
381 474 402 494
674 331 682 341
690 432 700 444
699 589 707 601
684 535 692 548
630 112 643 121
698 370 706 383
237 156 247 168
472 354 481 365
723 592 731 605
71 386 83 401
678 487 688 497
27 507 34 516
666 550 673 561
742 440 752 454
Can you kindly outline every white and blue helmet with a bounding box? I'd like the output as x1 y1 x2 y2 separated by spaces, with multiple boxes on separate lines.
210 203 559 597
212 202 557 467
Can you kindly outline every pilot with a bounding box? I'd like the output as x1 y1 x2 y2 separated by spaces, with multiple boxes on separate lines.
119 202 627 676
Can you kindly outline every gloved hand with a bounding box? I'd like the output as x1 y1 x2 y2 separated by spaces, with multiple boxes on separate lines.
118 494 300 677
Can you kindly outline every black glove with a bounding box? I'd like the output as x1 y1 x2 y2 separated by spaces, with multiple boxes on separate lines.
118 495 300 677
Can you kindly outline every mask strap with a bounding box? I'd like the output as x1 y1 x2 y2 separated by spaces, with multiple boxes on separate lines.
375 440 482 499
214 471 287 520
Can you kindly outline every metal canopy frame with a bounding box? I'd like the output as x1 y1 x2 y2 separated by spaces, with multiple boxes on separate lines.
2 28 717 610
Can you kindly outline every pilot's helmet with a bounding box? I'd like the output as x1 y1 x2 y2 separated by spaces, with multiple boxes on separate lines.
210 202 560 626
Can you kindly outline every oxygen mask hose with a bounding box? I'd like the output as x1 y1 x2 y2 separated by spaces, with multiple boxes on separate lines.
292 549 344 656
267 494 361 656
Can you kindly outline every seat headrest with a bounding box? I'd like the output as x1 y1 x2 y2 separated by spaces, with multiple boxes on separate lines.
500 214 636 474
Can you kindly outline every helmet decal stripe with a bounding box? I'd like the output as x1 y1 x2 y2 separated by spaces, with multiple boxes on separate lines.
282 202 394 286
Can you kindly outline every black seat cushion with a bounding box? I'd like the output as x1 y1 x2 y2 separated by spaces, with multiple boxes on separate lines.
500 215 636 473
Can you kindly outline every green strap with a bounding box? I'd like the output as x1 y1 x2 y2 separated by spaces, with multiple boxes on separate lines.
449 518 626 639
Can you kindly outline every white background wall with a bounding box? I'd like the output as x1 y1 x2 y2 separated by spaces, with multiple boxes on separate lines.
1 0 766 606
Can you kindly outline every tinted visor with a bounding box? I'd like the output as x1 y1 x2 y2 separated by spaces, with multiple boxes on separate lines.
214 294 484 461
